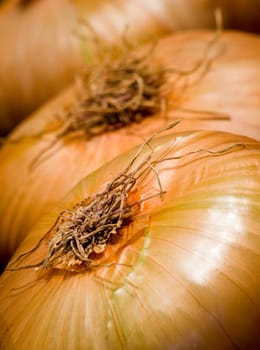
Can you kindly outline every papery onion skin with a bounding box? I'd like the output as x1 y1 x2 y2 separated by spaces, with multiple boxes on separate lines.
1 0 260 133
0 130 260 349
1 30 260 265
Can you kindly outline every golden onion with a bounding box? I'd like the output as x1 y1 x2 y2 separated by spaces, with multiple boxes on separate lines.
1 129 260 349
0 30 260 265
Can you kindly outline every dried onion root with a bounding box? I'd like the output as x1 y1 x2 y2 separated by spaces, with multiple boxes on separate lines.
62 49 165 137
7 123 246 273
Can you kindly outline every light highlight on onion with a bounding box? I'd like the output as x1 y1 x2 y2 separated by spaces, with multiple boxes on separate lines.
1 129 260 349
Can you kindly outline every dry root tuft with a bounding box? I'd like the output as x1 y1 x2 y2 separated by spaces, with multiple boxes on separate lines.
60 52 165 139
40 172 140 270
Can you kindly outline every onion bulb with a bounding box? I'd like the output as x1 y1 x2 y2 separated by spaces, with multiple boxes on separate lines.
0 30 260 265
1 0 260 133
1 128 260 349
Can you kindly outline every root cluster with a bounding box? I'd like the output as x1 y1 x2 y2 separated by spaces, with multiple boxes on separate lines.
60 52 165 139
42 173 139 270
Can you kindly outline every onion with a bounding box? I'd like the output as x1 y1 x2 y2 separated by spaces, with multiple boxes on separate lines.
1 129 260 349
0 30 260 265
0 0 260 133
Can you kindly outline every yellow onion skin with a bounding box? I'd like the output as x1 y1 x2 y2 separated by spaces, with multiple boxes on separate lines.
1 0 260 133
0 129 260 349
0 30 260 265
